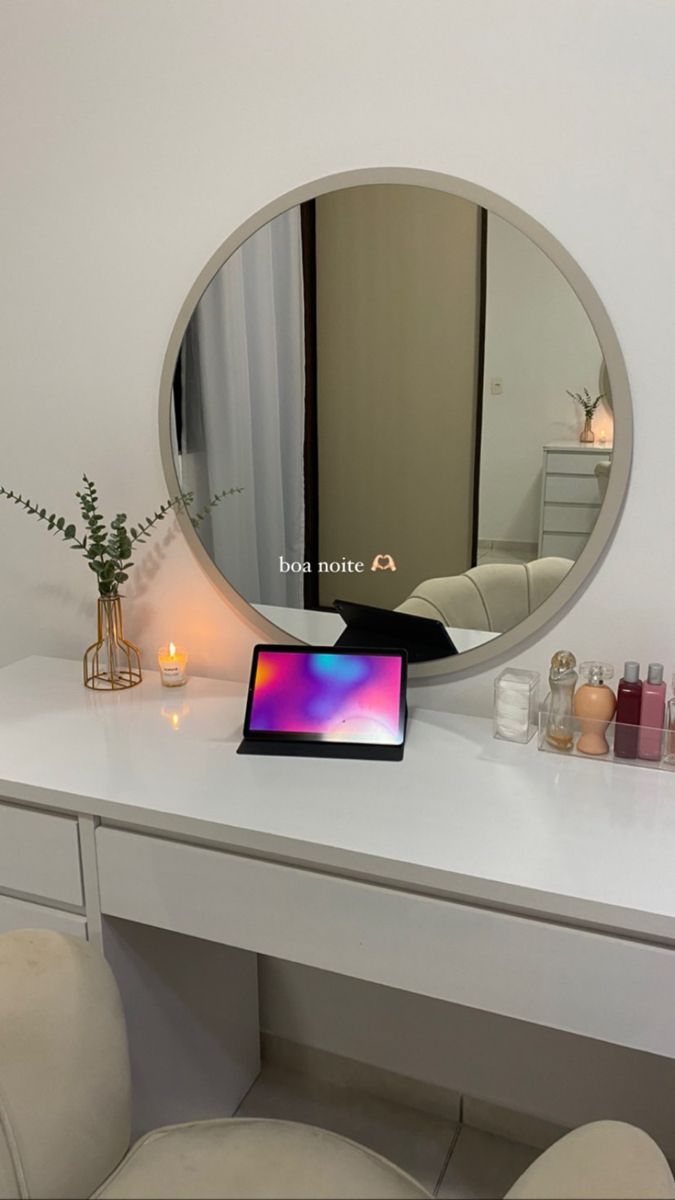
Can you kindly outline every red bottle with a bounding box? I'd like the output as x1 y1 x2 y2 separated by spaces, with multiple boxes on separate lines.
614 661 642 759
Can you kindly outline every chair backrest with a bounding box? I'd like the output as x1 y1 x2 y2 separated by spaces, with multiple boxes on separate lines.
396 557 573 632
0 929 132 1200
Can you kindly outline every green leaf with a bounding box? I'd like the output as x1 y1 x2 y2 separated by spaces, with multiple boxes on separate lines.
64 524 76 539
56 517 65 530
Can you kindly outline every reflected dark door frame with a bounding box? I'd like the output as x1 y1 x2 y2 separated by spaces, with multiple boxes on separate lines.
301 199 320 609
470 208 488 569
300 199 488 606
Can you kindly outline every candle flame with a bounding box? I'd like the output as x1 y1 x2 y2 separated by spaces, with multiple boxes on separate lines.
169 642 176 658
171 713 179 729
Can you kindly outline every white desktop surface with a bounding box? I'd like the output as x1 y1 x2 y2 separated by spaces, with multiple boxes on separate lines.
254 603 500 653
1 656 674 943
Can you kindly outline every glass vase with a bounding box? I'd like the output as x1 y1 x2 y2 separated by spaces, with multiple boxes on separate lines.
579 414 595 443
83 596 142 690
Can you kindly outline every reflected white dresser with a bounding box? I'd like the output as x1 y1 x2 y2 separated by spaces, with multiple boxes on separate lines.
538 441 613 559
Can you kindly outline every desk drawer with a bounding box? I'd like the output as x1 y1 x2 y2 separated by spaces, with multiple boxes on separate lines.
97 827 675 1059
543 503 599 534
544 474 603 504
540 531 589 559
546 451 610 475
0 801 82 905
0 893 87 938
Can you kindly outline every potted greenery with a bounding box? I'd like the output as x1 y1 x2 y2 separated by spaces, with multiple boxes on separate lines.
567 388 605 444
0 476 240 689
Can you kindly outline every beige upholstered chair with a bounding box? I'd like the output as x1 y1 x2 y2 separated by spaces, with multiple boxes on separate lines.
1 930 674 1200
0 930 427 1200
397 556 573 633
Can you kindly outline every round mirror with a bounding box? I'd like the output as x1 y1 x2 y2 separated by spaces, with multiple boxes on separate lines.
160 169 631 678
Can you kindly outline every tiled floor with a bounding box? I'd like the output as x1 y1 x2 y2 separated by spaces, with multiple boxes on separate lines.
235 1063 540 1198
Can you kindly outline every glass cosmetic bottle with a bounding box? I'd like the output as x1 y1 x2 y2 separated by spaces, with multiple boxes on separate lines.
574 662 616 756
638 662 666 762
665 674 675 765
614 661 642 759
545 650 578 751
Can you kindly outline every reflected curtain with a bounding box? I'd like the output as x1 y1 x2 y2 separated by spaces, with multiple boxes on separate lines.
177 208 305 606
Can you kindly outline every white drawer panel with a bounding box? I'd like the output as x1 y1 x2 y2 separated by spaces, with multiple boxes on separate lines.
0 893 87 938
546 451 611 475
541 532 589 559
543 504 599 534
0 801 82 905
97 827 675 1059
545 474 604 504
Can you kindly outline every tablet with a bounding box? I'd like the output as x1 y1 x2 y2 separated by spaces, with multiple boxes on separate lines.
333 598 457 662
238 645 408 760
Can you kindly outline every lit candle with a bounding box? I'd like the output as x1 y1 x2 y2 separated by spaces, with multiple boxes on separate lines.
158 642 188 687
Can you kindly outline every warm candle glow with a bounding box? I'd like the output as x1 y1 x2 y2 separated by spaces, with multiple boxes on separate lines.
158 642 188 687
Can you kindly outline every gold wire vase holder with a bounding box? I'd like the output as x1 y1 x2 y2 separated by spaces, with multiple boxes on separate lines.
84 596 142 690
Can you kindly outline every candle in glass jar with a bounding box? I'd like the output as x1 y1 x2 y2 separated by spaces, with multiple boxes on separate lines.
158 642 188 687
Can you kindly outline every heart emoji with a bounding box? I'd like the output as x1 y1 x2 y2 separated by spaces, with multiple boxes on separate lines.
370 553 397 572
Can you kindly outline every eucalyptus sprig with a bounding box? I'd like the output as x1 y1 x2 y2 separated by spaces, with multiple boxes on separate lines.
567 388 605 419
0 475 242 598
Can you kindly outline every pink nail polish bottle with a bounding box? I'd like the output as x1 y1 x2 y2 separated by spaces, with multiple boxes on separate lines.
637 662 666 761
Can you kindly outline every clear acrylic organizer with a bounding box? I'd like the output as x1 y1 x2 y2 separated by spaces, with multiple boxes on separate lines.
538 694 675 772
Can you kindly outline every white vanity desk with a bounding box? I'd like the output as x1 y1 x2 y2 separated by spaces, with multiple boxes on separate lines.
1 656 675 1127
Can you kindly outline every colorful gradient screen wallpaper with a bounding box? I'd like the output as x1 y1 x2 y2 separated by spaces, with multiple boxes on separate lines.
248 650 404 744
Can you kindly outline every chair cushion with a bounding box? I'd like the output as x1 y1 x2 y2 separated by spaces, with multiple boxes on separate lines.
94 1117 430 1199
505 1120 675 1199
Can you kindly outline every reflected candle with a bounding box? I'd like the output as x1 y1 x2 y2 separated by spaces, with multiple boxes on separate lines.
158 642 188 687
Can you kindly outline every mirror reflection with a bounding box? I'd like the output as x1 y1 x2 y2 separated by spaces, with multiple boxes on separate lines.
171 185 613 660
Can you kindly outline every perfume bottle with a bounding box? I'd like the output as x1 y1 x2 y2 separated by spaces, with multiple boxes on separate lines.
545 650 578 751
574 662 616 756
638 662 666 762
614 661 642 760
665 674 675 765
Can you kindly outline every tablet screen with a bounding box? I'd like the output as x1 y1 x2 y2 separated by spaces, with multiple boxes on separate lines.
244 647 406 745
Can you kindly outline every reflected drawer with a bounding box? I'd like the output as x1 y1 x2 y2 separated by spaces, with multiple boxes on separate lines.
543 504 599 534
0 892 87 938
0 801 82 905
97 826 675 1059
545 474 603 504
541 531 589 558
546 451 611 475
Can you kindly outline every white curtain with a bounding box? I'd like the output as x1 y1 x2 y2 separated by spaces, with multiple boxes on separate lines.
178 207 306 606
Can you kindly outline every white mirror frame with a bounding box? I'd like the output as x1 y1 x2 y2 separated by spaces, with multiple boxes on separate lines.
159 167 632 681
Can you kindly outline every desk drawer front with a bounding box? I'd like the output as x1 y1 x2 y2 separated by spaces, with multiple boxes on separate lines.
540 531 589 559
0 801 83 906
544 474 603 505
542 503 599 534
0 892 87 938
97 827 675 1059
546 451 610 475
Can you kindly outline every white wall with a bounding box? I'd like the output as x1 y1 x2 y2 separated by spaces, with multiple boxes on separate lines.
2 0 675 1144
478 214 607 547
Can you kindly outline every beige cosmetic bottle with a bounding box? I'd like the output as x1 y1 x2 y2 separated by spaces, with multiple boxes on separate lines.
573 662 616 755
